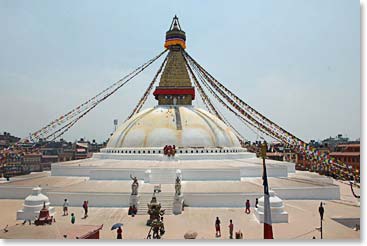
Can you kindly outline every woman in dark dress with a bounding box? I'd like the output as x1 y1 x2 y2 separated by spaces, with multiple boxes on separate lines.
117 226 122 239
215 217 221 237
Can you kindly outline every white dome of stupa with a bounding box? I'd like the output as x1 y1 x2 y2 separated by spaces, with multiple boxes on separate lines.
107 105 241 149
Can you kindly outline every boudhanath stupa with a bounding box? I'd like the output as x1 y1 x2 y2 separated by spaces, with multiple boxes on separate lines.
0 17 340 222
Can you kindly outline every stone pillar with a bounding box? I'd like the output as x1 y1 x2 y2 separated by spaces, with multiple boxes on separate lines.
144 169 151 183
254 190 288 223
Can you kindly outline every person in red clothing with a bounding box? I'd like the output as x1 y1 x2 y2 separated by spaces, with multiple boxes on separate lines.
117 226 122 239
215 217 221 237
245 200 251 214
229 219 234 239
83 200 88 218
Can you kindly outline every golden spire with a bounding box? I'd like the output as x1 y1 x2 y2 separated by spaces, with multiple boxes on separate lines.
153 16 195 106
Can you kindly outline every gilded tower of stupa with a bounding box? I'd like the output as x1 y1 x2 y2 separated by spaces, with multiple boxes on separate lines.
153 15 195 105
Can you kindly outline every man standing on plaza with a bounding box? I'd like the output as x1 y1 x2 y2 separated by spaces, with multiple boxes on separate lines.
245 200 251 214
229 220 234 239
83 200 89 218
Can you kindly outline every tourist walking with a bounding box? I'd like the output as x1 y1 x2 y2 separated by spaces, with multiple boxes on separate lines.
215 217 221 237
228 219 234 239
117 226 122 239
83 200 89 218
63 198 69 216
255 198 259 208
245 199 251 214
71 213 75 224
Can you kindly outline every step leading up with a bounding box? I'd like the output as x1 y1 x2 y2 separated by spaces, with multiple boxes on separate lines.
149 168 178 184
137 192 175 215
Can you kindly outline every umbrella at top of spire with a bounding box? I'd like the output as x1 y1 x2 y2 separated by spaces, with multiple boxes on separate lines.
165 15 186 49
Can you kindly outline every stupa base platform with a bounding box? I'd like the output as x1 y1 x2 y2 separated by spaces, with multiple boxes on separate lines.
0 170 340 208
50 157 295 180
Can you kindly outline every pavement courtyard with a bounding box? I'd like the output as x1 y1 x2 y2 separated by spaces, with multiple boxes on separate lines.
0 179 360 240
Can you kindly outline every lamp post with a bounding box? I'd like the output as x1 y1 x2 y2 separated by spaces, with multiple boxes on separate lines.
318 202 324 239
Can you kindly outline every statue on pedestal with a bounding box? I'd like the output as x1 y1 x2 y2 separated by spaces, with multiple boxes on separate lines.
175 176 181 196
146 193 165 226
173 174 184 215
130 174 139 195
146 193 166 239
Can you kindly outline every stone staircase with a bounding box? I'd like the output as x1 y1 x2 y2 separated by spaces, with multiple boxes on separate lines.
149 168 178 184
137 192 175 215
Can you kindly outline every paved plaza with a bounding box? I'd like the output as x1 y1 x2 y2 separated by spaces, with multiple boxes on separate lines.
0 180 359 240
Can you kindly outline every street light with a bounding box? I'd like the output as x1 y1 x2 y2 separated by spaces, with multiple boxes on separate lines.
318 202 324 239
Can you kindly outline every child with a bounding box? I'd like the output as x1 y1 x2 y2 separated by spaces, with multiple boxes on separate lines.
71 213 75 224
63 198 69 216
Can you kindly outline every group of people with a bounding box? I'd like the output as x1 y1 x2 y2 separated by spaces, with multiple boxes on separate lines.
62 198 127 239
245 198 258 214
62 198 89 224
163 145 176 157
215 217 243 239
61 197 261 239
244 198 259 214
214 198 259 239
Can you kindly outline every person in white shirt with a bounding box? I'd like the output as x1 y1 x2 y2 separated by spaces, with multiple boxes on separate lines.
63 198 69 216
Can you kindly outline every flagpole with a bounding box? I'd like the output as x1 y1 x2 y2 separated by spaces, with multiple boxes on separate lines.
261 141 274 239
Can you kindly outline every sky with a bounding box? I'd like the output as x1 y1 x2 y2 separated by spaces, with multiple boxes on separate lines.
0 0 360 143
